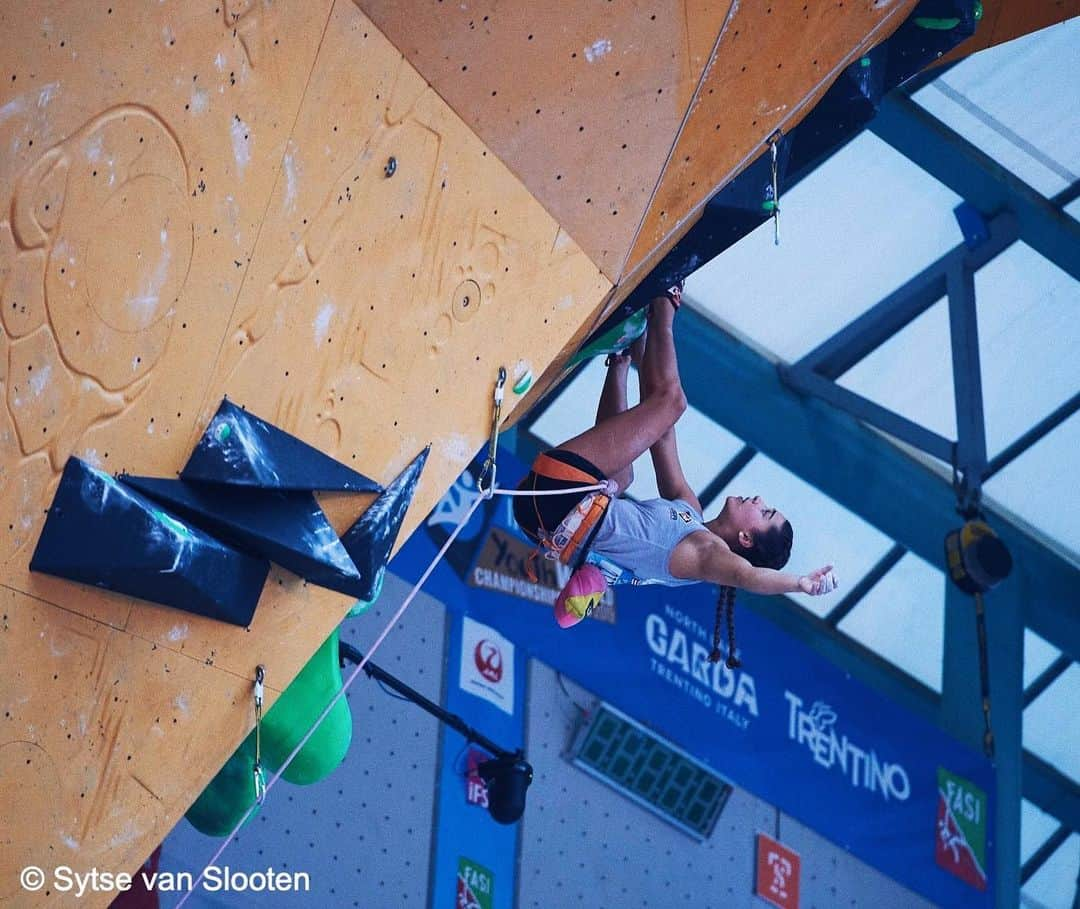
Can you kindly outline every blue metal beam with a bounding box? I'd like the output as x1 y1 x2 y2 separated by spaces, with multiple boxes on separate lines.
794 212 1017 379
870 95 1080 284
1020 825 1072 885
675 306 1080 663
946 261 988 498
1023 655 1073 709
696 445 756 510
795 269 946 379
985 391 1080 481
824 544 906 627
780 364 956 463
1022 750 1080 849
942 582 1025 908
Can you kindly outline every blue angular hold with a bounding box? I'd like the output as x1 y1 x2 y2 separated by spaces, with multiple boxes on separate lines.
119 475 365 597
182 399 383 493
30 458 268 626
341 446 430 602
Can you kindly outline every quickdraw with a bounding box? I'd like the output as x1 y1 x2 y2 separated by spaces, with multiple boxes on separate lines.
252 664 266 803
478 367 507 498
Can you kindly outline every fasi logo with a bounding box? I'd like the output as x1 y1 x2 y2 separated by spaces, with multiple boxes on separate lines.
935 767 988 891
474 639 503 683
457 857 494 909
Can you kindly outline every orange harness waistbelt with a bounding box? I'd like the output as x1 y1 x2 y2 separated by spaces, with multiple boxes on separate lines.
529 453 610 569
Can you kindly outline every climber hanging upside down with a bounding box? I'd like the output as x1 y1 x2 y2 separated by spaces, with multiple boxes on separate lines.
513 286 838 650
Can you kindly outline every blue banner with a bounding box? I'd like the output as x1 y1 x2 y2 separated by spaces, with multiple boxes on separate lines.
396 452 995 908
430 612 525 909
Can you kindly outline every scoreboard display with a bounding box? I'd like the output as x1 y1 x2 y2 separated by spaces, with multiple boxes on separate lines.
568 703 731 840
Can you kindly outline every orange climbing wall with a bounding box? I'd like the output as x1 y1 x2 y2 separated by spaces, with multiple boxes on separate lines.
0 1 608 901
357 0 736 282
4 0 1069 902
355 0 928 421
622 0 920 283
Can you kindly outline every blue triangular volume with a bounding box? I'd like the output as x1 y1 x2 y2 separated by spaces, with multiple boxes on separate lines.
181 399 383 493
119 475 365 597
341 446 430 602
30 458 268 626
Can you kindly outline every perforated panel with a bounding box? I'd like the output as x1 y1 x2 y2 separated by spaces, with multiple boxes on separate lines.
158 593 951 908
519 661 945 909
518 661 774 908
158 573 446 907
778 813 937 909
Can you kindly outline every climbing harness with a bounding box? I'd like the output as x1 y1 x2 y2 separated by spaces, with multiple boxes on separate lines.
521 452 615 579
176 367 607 905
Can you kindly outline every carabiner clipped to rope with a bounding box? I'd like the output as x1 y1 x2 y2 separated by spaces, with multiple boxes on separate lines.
767 130 782 247
252 665 267 804
477 367 507 499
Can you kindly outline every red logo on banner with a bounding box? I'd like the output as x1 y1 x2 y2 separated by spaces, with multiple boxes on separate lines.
755 833 800 909
474 639 503 683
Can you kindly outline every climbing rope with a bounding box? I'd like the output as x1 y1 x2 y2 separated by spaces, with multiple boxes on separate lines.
974 592 994 758
176 369 605 904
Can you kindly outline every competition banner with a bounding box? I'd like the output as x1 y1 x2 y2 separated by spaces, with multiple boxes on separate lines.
394 451 995 909
430 611 524 909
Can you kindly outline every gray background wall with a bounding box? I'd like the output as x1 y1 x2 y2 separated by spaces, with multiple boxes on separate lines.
160 575 940 908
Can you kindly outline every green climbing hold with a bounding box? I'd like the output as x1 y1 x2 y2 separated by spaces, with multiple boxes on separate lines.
859 56 871 68
217 422 232 442
185 627 354 837
913 16 961 30
512 371 534 396
974 1 983 21
761 200 778 213
185 733 261 836
568 307 648 368
348 572 383 617
260 628 353 785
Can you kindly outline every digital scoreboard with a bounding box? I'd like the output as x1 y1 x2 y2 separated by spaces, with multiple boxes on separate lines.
568 703 732 840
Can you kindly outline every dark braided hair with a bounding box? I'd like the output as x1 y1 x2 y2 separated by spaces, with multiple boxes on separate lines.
707 519 795 667
708 586 739 668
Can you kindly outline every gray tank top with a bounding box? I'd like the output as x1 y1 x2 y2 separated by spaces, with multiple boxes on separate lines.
588 497 708 586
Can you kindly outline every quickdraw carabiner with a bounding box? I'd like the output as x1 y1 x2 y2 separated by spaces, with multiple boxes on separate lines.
478 367 507 498
768 130 782 246
253 665 267 803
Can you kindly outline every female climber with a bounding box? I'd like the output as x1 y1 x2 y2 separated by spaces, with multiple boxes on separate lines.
513 286 838 641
